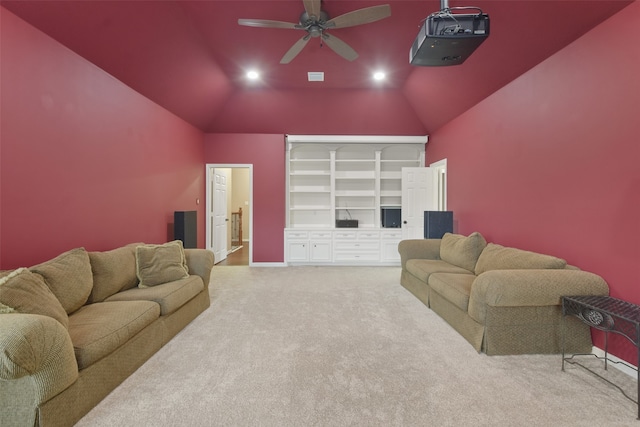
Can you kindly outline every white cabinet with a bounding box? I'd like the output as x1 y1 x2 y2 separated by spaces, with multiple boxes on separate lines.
285 230 332 263
380 229 403 262
285 136 426 265
286 231 309 262
285 228 404 265
309 231 332 262
334 230 381 262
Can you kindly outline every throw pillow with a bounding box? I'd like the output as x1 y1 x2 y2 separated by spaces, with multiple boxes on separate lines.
88 243 141 303
439 232 487 272
136 240 189 288
0 268 69 328
30 247 93 314
475 243 567 275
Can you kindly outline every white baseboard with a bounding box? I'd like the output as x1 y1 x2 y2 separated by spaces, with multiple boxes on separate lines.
592 346 638 379
249 262 287 267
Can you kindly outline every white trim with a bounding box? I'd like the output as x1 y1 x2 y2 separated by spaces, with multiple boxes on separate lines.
430 158 448 211
429 158 447 168
205 164 254 266
286 135 428 144
592 346 638 379
251 262 288 267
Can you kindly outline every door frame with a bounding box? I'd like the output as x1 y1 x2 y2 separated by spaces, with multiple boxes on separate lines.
430 158 448 211
212 167 229 264
205 164 254 265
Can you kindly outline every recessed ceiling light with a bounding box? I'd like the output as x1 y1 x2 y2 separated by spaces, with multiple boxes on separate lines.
247 70 259 80
373 71 386 81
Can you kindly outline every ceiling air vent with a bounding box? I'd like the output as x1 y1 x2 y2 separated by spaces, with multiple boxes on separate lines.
308 72 324 82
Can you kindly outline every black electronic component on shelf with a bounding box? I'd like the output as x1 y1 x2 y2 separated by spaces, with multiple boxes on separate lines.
336 219 359 228
381 207 401 228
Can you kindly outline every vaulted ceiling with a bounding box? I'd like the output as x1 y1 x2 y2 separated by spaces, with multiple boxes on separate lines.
2 0 631 134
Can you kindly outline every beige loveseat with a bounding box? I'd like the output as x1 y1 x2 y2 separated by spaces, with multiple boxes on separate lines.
399 232 609 355
0 241 214 427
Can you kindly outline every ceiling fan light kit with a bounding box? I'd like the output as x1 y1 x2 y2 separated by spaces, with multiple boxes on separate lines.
238 0 391 64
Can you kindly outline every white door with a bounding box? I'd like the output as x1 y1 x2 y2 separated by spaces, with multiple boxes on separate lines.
401 167 437 239
212 168 229 263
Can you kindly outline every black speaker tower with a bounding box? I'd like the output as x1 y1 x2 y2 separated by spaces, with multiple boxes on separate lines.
424 211 453 239
174 211 197 248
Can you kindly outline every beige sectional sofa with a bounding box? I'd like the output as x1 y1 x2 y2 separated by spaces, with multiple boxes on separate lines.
0 241 214 427
399 232 609 355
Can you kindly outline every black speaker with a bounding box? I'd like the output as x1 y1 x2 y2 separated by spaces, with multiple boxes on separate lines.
424 211 453 239
174 211 197 248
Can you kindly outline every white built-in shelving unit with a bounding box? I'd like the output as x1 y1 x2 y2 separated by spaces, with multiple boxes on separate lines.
285 135 427 265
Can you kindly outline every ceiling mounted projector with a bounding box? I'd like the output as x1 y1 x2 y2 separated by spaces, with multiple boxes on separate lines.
410 4 489 67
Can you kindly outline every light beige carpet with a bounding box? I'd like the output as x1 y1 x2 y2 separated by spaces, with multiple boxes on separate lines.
77 266 638 426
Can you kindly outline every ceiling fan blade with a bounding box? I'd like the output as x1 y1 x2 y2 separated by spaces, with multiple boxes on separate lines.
326 4 391 29
281 35 311 64
238 18 298 29
303 0 321 20
322 33 358 62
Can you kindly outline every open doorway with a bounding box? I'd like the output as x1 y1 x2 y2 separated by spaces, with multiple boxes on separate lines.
206 164 253 265
430 158 448 211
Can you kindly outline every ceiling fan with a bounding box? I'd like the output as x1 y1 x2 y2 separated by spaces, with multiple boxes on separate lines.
238 0 391 64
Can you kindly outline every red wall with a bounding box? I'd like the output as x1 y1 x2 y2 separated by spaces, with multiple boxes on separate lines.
208 89 427 135
0 9 206 268
425 2 640 362
203 134 286 263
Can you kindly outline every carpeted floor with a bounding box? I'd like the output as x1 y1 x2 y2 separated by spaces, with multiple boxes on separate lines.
77 266 638 426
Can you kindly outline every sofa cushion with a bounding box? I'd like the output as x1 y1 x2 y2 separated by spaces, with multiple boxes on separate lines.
29 248 93 314
405 259 474 283
88 244 141 303
0 268 69 328
428 273 476 312
475 243 567 275
440 232 487 272
68 300 160 369
136 241 189 288
105 275 204 316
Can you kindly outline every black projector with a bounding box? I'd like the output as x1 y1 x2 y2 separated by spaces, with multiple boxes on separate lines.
410 12 489 66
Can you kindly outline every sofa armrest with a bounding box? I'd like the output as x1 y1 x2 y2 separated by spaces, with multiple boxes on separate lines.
398 239 442 269
184 249 214 286
0 313 78 422
468 269 609 323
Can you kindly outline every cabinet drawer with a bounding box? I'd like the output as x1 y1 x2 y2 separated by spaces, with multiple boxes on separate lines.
334 231 357 240
286 231 309 239
334 242 379 251
357 231 381 240
310 231 332 239
381 230 402 239
334 252 380 261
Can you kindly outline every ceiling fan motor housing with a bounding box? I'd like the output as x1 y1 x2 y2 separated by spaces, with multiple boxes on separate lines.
299 10 329 30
